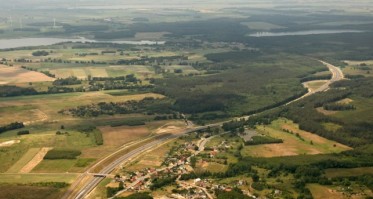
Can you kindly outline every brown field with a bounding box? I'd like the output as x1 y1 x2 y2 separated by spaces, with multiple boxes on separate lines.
241 119 351 157
0 64 54 84
98 126 151 147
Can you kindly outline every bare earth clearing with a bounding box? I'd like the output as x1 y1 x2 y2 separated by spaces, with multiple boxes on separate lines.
0 140 20 147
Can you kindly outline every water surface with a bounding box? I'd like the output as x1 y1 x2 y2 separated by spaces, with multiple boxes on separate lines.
0 37 165 49
249 30 364 37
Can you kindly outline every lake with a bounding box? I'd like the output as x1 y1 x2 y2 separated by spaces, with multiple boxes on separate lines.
248 30 364 37
0 37 165 50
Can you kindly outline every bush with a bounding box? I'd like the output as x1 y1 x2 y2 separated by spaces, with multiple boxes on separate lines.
245 136 283 145
29 182 69 188
0 122 24 134
17 130 30 135
32 50 49 56
93 130 103 145
251 182 267 191
44 149 81 159
0 85 38 97
53 76 81 86
118 192 153 199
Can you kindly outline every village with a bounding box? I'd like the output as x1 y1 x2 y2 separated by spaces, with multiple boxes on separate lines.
104 129 263 199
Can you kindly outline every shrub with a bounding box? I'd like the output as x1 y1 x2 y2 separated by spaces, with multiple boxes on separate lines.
17 130 30 135
32 50 49 56
245 136 283 145
0 122 24 134
44 149 81 159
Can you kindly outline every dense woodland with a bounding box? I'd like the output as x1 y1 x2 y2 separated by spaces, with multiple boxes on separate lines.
154 53 325 117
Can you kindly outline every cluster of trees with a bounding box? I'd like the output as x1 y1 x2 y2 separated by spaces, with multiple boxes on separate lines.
32 50 49 56
75 52 99 57
117 192 152 199
106 182 124 198
64 97 174 117
150 176 177 190
53 76 82 86
245 136 283 145
44 149 81 159
0 85 38 97
21 66 56 78
17 130 30 135
28 182 69 188
0 122 24 134
323 103 355 111
215 188 251 199
116 55 187 66
154 113 181 121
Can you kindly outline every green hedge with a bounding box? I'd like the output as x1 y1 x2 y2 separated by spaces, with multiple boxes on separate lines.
44 149 81 159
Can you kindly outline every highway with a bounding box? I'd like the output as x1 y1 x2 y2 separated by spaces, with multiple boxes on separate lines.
70 60 344 199
286 60 345 104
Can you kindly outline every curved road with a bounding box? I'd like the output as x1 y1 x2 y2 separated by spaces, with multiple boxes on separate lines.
70 60 344 199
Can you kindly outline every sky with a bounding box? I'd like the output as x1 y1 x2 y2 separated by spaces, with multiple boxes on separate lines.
0 0 371 10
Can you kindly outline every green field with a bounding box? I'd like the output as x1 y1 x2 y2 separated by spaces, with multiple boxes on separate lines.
32 159 78 173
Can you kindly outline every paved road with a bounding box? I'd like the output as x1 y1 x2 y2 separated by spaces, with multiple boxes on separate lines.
71 60 344 199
